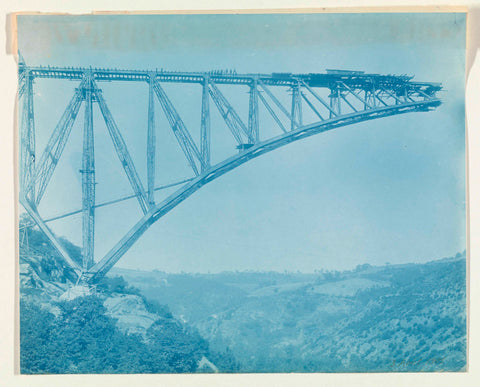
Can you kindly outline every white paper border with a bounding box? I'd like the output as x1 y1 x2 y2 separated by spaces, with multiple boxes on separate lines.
1 1 479 386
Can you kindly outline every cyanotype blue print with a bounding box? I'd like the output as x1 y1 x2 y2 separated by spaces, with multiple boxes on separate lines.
17 13 467 373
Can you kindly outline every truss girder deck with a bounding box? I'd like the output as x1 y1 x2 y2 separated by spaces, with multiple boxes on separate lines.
22 66 441 93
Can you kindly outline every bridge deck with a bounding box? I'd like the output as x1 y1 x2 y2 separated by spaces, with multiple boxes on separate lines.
20 65 441 93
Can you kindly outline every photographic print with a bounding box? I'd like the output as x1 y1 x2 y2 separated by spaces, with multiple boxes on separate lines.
16 12 467 373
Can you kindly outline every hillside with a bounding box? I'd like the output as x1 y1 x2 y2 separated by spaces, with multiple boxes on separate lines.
116 254 467 372
19 222 237 374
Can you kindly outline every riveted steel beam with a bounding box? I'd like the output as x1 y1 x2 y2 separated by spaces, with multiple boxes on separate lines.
94 81 149 213
153 80 204 175
81 73 95 271
201 77 211 169
147 75 156 207
34 80 85 205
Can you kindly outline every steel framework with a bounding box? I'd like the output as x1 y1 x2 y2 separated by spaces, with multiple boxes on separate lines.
18 61 442 284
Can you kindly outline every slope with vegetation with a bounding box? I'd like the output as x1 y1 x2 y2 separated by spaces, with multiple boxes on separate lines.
118 254 467 372
19 217 238 374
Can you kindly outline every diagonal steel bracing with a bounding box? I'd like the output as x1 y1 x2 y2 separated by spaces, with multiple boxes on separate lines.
94 81 149 214
300 81 338 117
152 80 204 175
257 91 287 133
258 80 299 129
339 81 374 109
201 77 211 169
339 92 358 113
374 90 389 107
301 93 324 121
33 80 85 205
380 87 405 104
208 80 252 144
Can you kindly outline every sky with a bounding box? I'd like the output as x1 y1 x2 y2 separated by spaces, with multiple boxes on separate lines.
17 13 466 273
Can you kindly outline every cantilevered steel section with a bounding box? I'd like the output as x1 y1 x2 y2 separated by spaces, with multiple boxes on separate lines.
18 62 442 284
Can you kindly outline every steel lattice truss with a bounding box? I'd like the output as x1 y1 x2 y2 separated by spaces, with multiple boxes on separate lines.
18 59 442 284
